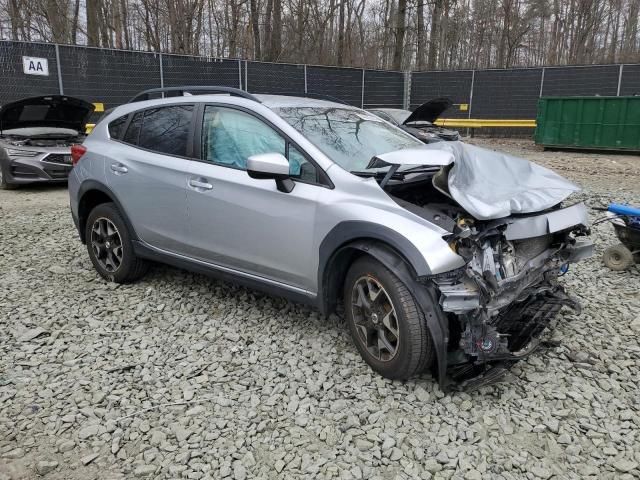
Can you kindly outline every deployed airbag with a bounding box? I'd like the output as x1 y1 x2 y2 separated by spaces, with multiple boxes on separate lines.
423 141 580 220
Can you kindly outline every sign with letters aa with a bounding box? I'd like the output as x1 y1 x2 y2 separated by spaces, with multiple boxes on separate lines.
23 57 49 76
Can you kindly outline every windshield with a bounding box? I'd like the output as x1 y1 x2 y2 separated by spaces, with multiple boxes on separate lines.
274 107 422 172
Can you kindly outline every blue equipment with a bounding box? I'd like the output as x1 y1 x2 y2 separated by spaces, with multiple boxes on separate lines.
602 203 640 270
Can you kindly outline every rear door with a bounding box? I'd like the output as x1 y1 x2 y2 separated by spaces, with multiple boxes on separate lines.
106 104 194 253
184 104 325 291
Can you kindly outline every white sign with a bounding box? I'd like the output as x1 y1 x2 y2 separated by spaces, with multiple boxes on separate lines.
23 56 49 76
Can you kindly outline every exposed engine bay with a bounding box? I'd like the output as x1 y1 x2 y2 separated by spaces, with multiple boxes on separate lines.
382 150 593 390
1 134 84 148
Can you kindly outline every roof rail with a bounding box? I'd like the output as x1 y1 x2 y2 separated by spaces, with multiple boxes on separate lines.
304 92 350 105
128 86 261 104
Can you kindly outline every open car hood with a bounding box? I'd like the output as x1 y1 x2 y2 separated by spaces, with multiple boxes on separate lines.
0 95 94 133
404 98 452 124
424 141 580 220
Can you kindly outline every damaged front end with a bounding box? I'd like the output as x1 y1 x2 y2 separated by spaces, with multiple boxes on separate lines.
434 204 593 389
377 142 594 390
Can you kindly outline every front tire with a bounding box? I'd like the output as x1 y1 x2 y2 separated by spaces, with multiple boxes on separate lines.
85 202 148 283
0 162 18 190
343 256 434 380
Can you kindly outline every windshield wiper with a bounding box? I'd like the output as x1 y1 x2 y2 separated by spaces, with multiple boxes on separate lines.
400 165 441 173
351 165 438 178
351 164 402 188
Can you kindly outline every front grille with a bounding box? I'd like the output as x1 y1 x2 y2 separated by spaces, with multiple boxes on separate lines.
43 153 73 165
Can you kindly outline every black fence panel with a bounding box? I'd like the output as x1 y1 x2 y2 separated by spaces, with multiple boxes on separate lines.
162 55 240 89
620 64 640 96
363 70 404 109
246 61 305 95
2 41 640 130
410 71 473 118
542 65 619 97
472 68 542 118
0 41 60 103
306 66 363 106
59 46 161 109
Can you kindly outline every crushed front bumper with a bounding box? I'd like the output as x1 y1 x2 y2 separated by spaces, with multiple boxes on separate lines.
431 205 594 390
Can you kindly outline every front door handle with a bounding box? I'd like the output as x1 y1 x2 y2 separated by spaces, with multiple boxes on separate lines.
189 178 213 190
110 163 128 174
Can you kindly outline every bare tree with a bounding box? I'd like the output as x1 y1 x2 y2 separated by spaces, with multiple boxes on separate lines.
1 0 638 70
392 0 407 69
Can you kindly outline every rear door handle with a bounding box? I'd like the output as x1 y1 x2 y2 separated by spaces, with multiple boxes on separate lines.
189 178 213 190
110 163 128 174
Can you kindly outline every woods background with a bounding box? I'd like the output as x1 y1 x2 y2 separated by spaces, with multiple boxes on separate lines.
1 0 639 71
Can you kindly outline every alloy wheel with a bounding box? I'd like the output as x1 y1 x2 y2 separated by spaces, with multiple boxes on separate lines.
90 217 124 273
351 275 400 362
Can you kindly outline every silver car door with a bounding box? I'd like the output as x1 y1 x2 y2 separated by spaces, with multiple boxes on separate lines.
185 105 323 292
106 105 193 253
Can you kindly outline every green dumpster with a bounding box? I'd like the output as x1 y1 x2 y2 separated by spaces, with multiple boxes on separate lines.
535 96 640 152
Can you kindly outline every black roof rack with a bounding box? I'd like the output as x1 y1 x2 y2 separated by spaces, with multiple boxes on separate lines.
128 86 261 104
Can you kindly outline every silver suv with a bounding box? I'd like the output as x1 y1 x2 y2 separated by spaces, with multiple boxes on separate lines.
68 87 593 389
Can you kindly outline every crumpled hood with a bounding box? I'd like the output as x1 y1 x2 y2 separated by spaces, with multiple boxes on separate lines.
424 141 581 220
404 98 452 124
0 95 94 133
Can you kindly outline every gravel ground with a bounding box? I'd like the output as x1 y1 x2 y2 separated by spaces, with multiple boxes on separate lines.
1 139 639 480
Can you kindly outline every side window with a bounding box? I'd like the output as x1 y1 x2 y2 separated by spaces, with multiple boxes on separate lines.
202 106 285 169
288 144 317 182
108 114 128 139
138 105 193 157
123 111 142 145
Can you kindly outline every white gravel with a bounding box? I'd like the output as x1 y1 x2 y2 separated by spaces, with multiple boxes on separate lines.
1 139 639 479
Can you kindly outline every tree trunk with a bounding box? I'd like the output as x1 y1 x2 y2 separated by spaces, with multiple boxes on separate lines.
264 0 273 60
337 0 345 65
392 0 407 70
416 0 425 69
121 0 130 49
427 0 443 69
269 0 282 61
71 0 80 44
249 0 261 59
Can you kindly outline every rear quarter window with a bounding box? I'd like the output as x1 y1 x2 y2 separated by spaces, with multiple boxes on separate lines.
108 115 128 139
123 112 143 145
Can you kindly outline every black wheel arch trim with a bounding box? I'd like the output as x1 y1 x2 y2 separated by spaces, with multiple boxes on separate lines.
76 180 138 244
318 221 432 313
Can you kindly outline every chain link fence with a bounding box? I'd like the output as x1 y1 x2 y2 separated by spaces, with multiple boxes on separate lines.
411 63 638 121
1 40 639 127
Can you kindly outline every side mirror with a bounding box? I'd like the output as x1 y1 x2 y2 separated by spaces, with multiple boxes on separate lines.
247 153 294 193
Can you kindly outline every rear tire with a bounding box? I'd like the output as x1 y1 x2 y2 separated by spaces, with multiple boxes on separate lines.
603 244 634 271
0 162 18 190
85 202 148 283
343 256 434 380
